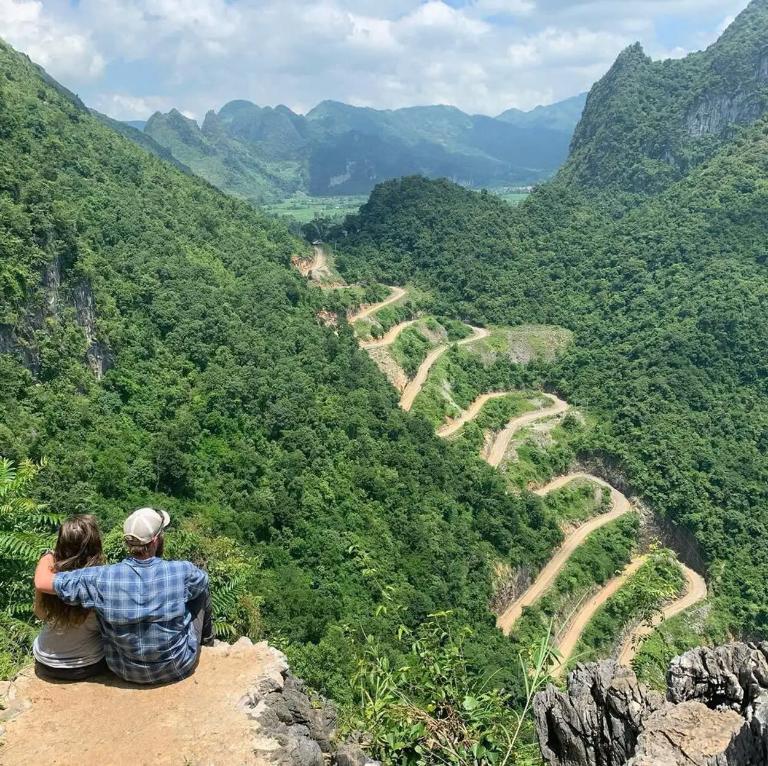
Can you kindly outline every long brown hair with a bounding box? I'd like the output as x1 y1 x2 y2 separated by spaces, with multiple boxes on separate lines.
34 514 105 627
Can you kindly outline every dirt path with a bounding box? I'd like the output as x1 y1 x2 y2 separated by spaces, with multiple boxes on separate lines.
348 286 407 323
553 556 649 677
1 641 284 766
436 392 511 437
360 319 419 350
485 394 570 468
400 327 490 412
497 474 633 635
617 564 708 666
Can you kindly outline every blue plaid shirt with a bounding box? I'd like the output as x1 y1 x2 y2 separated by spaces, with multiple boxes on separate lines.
54 557 209 684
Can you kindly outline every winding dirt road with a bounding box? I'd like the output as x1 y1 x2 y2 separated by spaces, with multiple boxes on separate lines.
552 555 649 677
497 474 634 635
348 286 407 323
400 326 490 412
436 392 512 437
617 564 708 666
294 261 709 660
360 319 419 350
485 394 570 468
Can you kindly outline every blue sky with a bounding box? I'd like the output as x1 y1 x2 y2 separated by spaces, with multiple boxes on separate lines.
0 0 751 120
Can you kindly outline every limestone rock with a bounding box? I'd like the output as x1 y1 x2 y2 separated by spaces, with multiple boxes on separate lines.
667 642 768 713
335 742 381 766
534 661 663 766
630 699 768 766
534 643 768 766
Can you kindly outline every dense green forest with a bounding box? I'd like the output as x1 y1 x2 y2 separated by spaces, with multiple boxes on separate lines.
0 38 563 712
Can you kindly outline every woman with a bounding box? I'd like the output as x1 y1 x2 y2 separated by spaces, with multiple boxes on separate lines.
32 515 108 680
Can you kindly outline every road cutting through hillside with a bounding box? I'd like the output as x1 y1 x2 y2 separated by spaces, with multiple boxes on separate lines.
295 254 708 660
485 394 570 467
496 474 634 635
436 392 512 437
552 555 649 677
400 326 491 412
348 286 408 323
360 319 419 349
617 564 708 666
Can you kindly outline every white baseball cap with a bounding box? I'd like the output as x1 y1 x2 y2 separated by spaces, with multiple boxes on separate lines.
123 507 170 544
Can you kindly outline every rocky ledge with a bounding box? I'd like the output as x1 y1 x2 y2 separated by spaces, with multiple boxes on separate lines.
534 642 768 766
0 637 378 766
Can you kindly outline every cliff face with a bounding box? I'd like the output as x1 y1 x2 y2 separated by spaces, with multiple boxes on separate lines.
534 642 768 766
562 0 768 192
1 252 111 379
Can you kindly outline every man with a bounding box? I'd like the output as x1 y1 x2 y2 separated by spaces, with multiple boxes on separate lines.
34 507 213 684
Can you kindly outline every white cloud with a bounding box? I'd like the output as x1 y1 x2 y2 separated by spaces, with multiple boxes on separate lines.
507 27 632 68
470 0 536 17
91 92 184 120
0 0 753 119
0 0 104 81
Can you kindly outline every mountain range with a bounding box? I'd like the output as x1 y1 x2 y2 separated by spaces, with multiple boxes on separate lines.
121 94 586 204
561 0 768 192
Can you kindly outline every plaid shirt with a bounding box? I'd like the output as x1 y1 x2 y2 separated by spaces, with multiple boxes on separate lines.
54 557 209 685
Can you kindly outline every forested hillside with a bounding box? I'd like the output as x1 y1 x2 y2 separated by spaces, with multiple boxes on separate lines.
0 37 562 703
334 106 768 633
560 0 768 192
138 96 580 203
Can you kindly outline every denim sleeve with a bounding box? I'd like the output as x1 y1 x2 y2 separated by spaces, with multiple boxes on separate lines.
185 562 209 601
54 567 104 608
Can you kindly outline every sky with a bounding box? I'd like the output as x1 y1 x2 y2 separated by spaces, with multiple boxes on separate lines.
0 0 752 121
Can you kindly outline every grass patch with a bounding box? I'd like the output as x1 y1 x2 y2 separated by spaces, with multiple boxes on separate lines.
263 193 368 223
467 325 573 366
411 343 534 426
449 394 543 455
542 479 611 525
500 411 592 490
392 325 436 377
388 315 476 377
632 604 728 691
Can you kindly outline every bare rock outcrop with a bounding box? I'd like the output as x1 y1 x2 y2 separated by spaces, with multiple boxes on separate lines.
534 661 663 766
628 701 756 766
535 643 768 766
0 637 378 766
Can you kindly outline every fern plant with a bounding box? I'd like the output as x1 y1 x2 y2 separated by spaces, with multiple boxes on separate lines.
0 458 59 608
0 457 60 679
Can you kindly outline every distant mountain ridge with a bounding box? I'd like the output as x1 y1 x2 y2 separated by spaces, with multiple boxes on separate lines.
497 92 587 132
132 95 585 203
560 0 768 192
